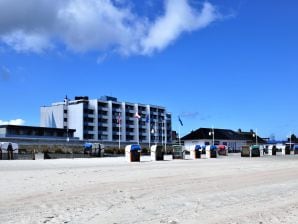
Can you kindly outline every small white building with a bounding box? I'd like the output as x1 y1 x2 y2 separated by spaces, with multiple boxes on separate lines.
181 128 266 152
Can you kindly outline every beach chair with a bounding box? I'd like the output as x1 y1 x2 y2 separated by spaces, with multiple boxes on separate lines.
125 144 141 162
190 145 201 159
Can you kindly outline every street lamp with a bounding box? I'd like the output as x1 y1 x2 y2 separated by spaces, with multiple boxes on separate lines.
252 129 258 145
288 132 292 150
209 126 214 145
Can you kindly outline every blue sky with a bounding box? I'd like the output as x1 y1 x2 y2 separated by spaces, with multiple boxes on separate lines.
0 0 297 140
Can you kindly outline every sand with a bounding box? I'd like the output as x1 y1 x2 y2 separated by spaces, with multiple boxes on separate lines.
0 154 298 224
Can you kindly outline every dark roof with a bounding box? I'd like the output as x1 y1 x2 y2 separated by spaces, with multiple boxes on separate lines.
181 128 266 143
238 131 267 144
0 125 76 132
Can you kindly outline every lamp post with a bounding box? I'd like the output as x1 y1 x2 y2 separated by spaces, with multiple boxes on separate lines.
288 132 292 150
252 129 258 145
209 126 214 145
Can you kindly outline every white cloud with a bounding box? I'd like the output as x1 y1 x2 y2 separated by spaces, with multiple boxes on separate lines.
1 30 52 53
0 119 25 125
141 1 218 54
0 0 220 56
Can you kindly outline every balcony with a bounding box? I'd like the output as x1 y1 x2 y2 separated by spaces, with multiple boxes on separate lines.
98 107 109 111
99 115 109 119
98 122 109 127
99 136 108 141
98 131 108 135
86 130 95 134
112 131 121 135
126 132 135 135
112 108 122 113
87 114 95 118
83 122 94 126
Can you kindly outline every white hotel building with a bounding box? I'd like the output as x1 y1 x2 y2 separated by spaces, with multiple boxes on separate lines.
40 96 172 144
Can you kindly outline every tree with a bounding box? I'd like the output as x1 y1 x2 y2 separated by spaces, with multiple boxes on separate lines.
290 134 297 143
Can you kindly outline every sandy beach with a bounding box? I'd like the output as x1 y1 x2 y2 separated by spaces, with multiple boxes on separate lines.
0 155 298 224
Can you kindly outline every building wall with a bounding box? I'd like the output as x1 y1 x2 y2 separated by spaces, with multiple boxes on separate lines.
0 127 7 137
0 126 76 139
68 103 84 140
40 104 65 128
184 139 247 151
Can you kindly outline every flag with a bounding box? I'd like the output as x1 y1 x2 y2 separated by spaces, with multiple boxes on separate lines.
178 116 183 126
134 112 141 119
117 113 121 124
145 114 150 123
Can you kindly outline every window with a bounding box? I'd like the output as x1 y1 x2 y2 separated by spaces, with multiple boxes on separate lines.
205 142 210 145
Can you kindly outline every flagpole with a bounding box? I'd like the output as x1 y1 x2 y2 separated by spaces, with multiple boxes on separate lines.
119 123 120 150
161 119 164 147
212 125 214 146
178 116 183 146
155 120 157 145
164 119 166 151
179 125 181 146
134 112 141 145
148 120 151 150
147 114 150 150
137 118 139 145
118 113 121 150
